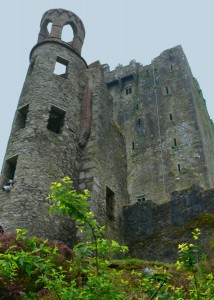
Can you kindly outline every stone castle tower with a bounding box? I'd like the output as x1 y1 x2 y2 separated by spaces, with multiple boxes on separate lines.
0 9 214 247
104 47 214 204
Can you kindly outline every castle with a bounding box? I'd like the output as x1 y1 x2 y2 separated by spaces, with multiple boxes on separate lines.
0 9 214 259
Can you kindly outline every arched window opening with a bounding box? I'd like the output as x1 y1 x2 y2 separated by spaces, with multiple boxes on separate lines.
61 24 74 42
47 22 53 34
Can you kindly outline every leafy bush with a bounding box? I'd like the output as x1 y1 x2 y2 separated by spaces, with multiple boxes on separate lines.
0 228 74 297
0 177 213 299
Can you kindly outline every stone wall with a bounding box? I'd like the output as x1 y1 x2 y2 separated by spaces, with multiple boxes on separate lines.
124 187 214 262
78 61 129 243
104 45 214 204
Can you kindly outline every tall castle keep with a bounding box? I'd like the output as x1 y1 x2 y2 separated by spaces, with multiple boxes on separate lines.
0 9 214 251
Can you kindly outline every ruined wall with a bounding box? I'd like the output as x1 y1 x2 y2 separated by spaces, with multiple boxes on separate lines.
78 62 129 243
104 45 214 204
124 187 214 262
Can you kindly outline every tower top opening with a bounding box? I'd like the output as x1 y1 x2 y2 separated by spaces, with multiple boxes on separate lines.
38 8 85 55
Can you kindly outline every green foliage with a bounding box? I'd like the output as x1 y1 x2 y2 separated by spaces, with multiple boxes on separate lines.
0 178 213 299
47 177 128 299
0 228 74 297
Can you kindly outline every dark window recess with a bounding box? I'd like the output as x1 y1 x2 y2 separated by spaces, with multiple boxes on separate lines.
170 113 173 121
174 138 177 146
136 104 139 110
171 64 173 71
166 86 169 94
125 87 132 95
0 226 4 234
54 57 68 77
137 195 145 202
146 70 149 77
137 118 141 126
4 155 18 182
47 106 65 134
16 104 29 129
106 186 115 221
132 142 135 150
178 164 181 172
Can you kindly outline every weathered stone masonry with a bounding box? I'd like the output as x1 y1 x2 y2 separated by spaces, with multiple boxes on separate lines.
0 9 129 245
0 9 214 259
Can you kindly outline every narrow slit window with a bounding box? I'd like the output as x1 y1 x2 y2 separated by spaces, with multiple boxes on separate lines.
169 113 173 121
166 86 169 94
132 142 135 150
174 138 177 146
178 164 181 172
137 118 141 126
54 57 68 77
16 104 29 129
106 186 115 221
47 105 65 134
0 226 4 234
136 104 139 110
171 64 173 71
129 87 132 94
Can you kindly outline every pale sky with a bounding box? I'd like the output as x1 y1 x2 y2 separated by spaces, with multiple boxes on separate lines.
0 0 213 169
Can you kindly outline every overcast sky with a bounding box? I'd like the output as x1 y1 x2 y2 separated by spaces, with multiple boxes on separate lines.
0 0 213 169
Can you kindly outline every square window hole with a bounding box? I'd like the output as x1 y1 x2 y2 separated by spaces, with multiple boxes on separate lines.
16 104 29 129
53 57 68 77
47 105 65 134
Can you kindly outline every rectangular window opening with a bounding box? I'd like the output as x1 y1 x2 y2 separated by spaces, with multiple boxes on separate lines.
137 195 146 202
166 86 169 94
136 104 139 110
125 87 132 95
47 105 66 134
16 104 29 129
4 155 18 184
132 142 135 150
53 56 68 77
106 186 115 221
174 138 177 146
171 64 173 71
178 164 181 172
169 113 173 121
